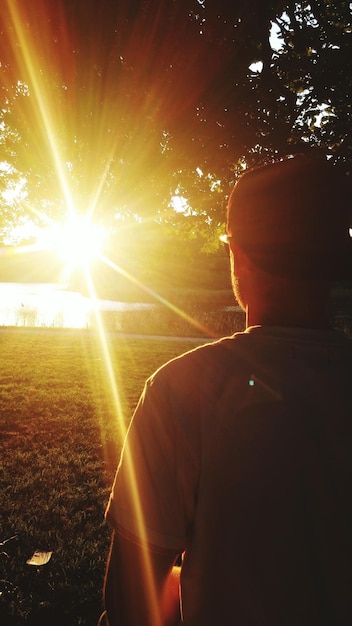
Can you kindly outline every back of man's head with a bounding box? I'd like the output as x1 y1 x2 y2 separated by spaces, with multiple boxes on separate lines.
227 155 352 281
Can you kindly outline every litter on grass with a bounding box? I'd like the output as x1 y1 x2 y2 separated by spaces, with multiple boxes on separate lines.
26 550 53 566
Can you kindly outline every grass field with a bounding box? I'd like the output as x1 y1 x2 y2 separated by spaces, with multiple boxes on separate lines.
0 290 351 626
0 329 203 626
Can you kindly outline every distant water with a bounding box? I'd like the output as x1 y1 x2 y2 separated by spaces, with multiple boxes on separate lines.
0 283 154 329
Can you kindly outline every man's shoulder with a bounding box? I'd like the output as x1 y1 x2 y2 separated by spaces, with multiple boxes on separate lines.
148 326 352 393
148 332 252 389
161 331 246 364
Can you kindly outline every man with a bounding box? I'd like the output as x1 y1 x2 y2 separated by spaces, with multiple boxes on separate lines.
102 155 352 625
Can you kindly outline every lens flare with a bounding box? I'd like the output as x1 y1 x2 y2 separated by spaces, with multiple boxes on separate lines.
36 217 107 269
2 3 218 622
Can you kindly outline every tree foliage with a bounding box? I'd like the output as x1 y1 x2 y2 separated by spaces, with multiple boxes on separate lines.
0 0 351 244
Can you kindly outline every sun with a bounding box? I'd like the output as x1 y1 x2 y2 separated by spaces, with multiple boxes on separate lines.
37 215 107 271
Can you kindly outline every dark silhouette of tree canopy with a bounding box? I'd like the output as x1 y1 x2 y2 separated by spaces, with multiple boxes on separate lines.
0 0 351 243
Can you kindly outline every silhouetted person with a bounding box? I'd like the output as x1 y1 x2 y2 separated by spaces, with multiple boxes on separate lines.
102 155 352 626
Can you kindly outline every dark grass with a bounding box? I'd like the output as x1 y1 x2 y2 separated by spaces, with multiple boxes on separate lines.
0 330 203 625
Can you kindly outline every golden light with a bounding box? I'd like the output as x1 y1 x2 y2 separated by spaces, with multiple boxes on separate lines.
2 3 215 621
37 216 107 270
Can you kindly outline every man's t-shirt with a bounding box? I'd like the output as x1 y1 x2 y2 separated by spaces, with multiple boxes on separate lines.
106 326 352 625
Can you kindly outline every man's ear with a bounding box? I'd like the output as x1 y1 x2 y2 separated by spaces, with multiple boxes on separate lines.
229 241 252 277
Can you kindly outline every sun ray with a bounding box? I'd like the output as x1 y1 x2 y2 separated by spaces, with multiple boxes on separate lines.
83 266 164 623
101 254 216 339
84 268 126 430
85 147 118 223
2 5 212 619
6 1 75 215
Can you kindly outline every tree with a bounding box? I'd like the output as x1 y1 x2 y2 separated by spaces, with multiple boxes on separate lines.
0 0 351 245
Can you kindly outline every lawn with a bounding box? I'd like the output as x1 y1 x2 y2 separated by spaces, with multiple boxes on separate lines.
0 296 350 626
0 329 203 626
